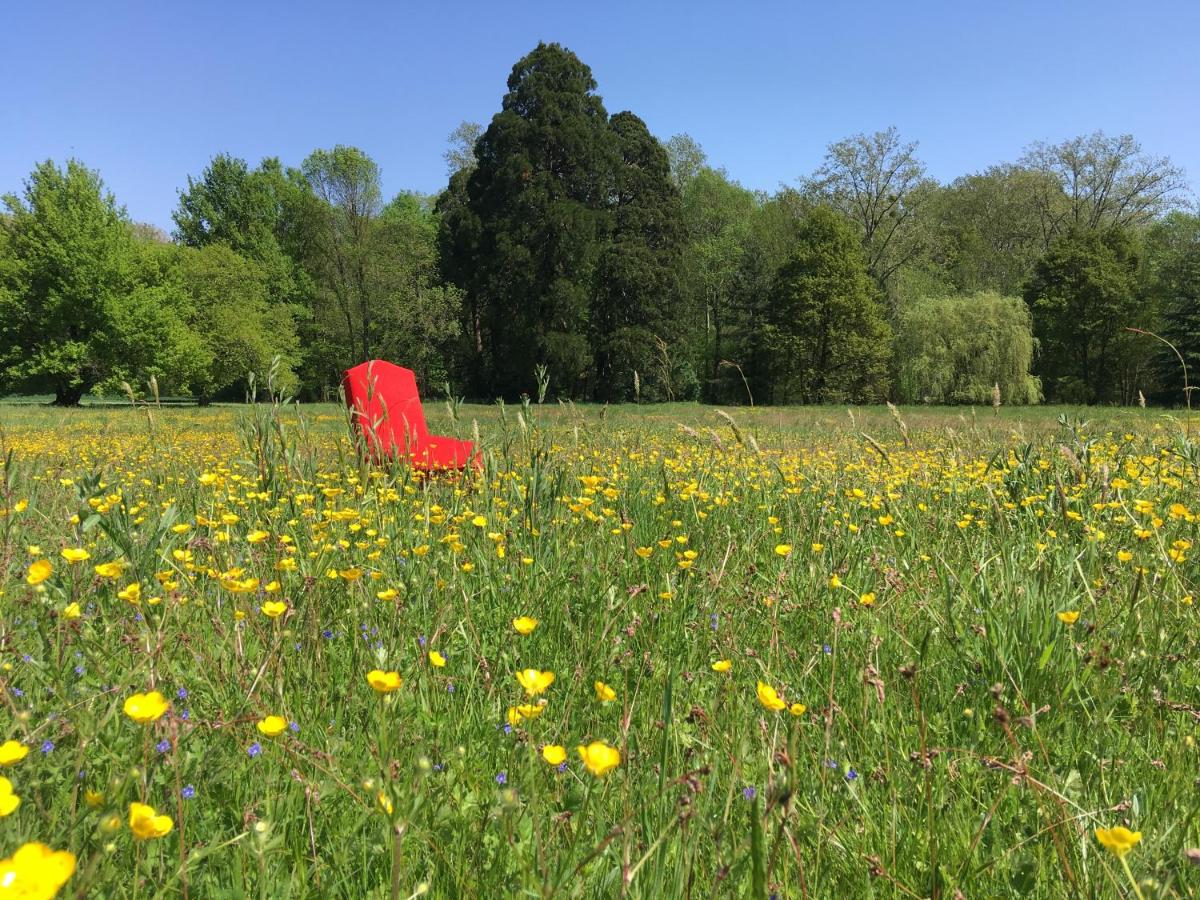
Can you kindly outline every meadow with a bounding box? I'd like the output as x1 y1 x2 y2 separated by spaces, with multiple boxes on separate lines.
0 397 1197 898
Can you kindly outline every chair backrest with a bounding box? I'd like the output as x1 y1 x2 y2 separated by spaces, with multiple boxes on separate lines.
342 360 429 452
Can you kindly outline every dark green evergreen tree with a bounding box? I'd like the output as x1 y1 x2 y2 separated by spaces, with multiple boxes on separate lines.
437 167 485 393
592 111 684 402
457 42 617 398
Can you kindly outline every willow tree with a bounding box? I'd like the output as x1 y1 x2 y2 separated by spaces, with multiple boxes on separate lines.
895 292 1040 404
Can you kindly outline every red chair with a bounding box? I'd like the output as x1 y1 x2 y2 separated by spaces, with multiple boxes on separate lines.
342 360 477 472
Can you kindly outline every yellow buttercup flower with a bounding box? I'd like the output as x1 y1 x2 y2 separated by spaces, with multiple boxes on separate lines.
577 741 621 777
221 576 260 594
0 741 29 766
246 530 270 543
261 600 288 618
62 602 82 620
117 582 141 604
367 670 402 694
93 561 124 578
377 790 393 815
123 691 170 724
774 544 792 557
256 715 288 737
516 669 555 696
594 681 616 703
1095 825 1141 857
541 744 566 766
1057 610 1080 625
429 651 447 668
376 588 399 600
507 701 547 728
129 802 174 839
0 842 76 898
512 616 539 635
26 559 52 585
756 681 787 712
60 548 90 563
789 703 806 717
0 776 20 816
859 592 876 606
84 789 105 808
634 546 654 559
711 659 732 673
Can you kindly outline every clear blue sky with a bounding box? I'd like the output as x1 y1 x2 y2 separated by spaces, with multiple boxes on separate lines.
3 0 1196 229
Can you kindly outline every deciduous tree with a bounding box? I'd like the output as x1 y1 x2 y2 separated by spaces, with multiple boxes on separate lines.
764 207 891 403
1025 226 1145 403
803 127 929 298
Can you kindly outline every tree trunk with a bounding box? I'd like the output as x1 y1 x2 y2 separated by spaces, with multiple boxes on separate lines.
53 384 84 406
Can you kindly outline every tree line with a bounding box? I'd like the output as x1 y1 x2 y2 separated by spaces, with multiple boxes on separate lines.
1 42 1196 406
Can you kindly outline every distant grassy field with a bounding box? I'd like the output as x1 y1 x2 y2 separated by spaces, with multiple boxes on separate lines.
0 400 1196 898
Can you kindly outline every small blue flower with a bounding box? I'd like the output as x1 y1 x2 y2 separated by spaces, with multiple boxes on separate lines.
557 761 568 773
177 688 188 700
418 635 427 648
156 740 171 754
845 768 858 781
181 785 196 799
289 721 300 733
40 740 54 754
742 785 757 800
824 758 838 769
447 683 455 693
322 629 334 640
495 771 507 785
822 644 832 655
248 742 262 758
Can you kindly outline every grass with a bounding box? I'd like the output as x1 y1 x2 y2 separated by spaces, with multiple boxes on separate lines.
0 398 1196 898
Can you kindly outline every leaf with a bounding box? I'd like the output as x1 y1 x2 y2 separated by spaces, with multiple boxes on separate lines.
1037 640 1055 671
750 795 767 900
